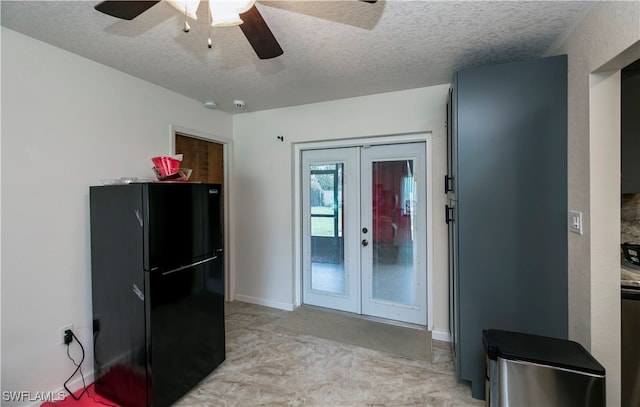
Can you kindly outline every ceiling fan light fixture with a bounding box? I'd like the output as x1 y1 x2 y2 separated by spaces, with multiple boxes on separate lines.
209 0 256 27
94 0 282 57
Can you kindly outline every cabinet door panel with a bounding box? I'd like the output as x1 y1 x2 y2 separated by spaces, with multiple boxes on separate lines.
453 55 568 399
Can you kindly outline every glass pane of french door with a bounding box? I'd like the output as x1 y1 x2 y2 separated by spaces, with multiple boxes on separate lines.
310 163 343 294
302 148 360 313
371 160 415 303
361 143 427 325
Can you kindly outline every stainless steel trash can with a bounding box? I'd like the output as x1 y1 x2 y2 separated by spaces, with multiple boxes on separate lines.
483 329 606 407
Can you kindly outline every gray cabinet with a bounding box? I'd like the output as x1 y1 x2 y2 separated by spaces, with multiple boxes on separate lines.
446 55 569 400
622 59 640 194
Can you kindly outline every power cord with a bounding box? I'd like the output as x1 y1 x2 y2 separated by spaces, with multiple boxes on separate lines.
63 330 118 407
64 330 88 400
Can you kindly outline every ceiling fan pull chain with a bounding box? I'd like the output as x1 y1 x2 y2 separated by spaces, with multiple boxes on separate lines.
207 4 212 49
183 5 191 33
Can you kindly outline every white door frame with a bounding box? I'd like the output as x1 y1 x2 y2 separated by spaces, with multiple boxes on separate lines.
293 132 434 328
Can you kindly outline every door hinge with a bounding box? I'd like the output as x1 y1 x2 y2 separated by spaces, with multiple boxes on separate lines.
444 175 454 194
445 204 455 224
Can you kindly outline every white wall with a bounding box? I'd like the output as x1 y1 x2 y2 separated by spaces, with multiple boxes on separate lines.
550 2 640 405
231 86 450 336
1 28 232 405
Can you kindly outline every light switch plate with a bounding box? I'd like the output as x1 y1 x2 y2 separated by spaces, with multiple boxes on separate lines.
569 211 583 235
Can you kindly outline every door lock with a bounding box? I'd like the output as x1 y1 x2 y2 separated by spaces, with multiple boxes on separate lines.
362 227 368 233
362 239 369 247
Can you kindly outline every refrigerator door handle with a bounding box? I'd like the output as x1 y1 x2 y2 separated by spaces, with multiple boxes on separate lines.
133 284 144 301
161 256 217 276
134 209 143 227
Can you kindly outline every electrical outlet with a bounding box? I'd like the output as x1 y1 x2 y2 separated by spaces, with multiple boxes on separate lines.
60 324 73 345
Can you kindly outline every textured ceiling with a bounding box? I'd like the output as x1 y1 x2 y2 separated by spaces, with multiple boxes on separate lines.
1 1 596 113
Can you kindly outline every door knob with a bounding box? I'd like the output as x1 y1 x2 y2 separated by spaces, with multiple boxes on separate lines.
362 239 369 247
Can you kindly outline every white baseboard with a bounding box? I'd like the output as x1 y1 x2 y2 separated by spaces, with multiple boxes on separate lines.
233 294 295 311
431 329 451 343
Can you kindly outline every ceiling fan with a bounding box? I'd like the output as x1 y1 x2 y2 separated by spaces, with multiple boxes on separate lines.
94 0 377 60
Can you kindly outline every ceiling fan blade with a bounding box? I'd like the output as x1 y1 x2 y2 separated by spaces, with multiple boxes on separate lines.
239 6 283 60
94 1 160 20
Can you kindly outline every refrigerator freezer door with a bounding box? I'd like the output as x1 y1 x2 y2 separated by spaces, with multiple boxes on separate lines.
144 183 223 270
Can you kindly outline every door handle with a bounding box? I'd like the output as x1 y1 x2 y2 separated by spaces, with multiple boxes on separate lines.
362 239 369 247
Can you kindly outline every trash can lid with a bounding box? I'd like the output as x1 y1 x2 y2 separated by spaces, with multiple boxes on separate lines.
482 329 605 376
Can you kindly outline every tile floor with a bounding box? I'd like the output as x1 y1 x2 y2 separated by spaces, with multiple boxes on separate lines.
175 301 483 407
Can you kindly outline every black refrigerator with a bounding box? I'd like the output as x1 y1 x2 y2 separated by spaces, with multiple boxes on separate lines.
445 55 568 399
90 182 225 407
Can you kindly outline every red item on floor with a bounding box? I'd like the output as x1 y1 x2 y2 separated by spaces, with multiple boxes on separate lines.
40 386 120 407
92 364 148 407
41 364 146 407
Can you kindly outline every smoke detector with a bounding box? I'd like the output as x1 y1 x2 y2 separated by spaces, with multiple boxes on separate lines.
233 100 246 109
203 100 217 109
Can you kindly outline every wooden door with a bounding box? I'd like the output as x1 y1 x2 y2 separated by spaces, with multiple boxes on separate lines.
175 134 224 185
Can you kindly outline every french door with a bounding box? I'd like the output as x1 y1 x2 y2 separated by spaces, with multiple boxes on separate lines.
301 143 427 325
